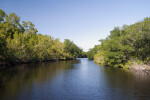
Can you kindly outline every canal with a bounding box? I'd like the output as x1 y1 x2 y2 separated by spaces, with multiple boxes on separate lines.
0 58 150 100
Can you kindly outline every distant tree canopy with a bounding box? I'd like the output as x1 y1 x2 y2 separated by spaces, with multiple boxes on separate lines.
88 17 150 68
0 9 85 65
87 45 100 60
64 39 83 59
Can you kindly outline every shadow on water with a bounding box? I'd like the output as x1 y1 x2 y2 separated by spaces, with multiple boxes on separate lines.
0 60 80 100
100 66 150 100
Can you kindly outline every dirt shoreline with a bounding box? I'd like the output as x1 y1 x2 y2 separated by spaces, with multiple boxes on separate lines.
129 64 150 75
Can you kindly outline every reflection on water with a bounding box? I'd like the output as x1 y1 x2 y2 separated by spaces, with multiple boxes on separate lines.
0 58 150 100
102 67 150 100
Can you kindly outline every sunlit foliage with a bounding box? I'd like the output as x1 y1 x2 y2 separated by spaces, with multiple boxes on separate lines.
0 9 84 65
89 18 150 68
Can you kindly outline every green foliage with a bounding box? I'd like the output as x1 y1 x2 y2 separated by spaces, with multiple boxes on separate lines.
0 9 84 65
78 51 87 58
0 9 6 22
87 45 100 60
64 39 83 59
94 51 105 65
90 17 150 68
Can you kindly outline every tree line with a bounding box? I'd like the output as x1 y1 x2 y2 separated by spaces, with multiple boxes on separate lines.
0 9 86 65
87 17 150 68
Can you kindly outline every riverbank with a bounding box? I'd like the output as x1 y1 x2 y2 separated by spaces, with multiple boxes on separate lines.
0 58 76 69
129 63 150 75
87 17 150 71
94 58 150 74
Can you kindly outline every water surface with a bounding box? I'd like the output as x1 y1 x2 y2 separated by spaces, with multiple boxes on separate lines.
0 58 150 100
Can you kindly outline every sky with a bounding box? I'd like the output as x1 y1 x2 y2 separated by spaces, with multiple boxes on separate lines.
1 0 150 51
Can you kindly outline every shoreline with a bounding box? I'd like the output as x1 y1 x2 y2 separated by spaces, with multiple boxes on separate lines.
129 64 150 75
94 59 150 74
0 58 76 69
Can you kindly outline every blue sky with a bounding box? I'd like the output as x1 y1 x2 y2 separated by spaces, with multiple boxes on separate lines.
1 0 150 51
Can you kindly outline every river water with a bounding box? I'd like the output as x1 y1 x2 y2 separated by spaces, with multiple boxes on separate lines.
0 58 150 100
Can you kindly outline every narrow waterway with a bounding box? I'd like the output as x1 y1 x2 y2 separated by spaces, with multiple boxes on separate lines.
0 58 150 100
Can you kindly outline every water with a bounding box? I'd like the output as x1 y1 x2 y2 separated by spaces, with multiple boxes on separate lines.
0 58 150 100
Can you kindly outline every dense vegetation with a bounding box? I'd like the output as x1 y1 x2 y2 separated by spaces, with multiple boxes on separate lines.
0 9 85 65
88 17 150 68
86 45 100 60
